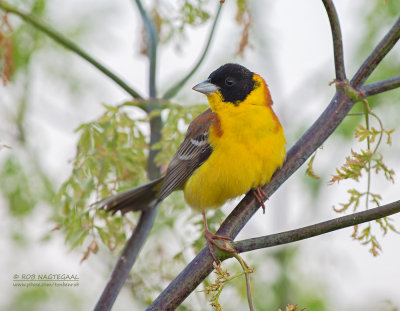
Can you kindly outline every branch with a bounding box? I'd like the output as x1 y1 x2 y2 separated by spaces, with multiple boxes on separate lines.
95 3 161 309
0 1 144 100
147 12 400 311
234 200 400 253
134 0 158 99
351 16 400 88
162 3 223 100
322 0 346 82
94 206 159 311
361 75 400 97
132 0 162 175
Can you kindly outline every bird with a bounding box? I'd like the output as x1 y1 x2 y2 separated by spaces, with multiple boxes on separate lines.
96 63 286 260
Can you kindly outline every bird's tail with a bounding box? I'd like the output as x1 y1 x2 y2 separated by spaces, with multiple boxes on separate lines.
95 177 164 214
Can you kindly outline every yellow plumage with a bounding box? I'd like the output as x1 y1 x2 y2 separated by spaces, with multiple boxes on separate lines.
184 74 286 210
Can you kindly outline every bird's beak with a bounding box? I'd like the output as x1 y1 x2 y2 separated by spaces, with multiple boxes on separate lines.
192 79 219 95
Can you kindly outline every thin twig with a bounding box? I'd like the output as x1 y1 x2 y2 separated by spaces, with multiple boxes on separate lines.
0 1 144 99
362 100 372 209
133 0 162 176
234 200 400 253
147 13 400 310
162 3 223 100
361 75 400 97
233 253 254 311
94 206 159 311
133 0 158 98
321 0 346 82
351 16 400 87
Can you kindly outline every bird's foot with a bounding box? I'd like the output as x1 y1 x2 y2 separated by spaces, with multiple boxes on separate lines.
204 227 236 262
253 187 269 214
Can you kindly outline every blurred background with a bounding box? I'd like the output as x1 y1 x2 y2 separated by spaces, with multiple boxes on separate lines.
1 0 400 310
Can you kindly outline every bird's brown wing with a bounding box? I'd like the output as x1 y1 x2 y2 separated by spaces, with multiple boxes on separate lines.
157 108 217 201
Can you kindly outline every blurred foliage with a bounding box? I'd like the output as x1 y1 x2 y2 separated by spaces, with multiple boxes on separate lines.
9 0 47 78
143 0 212 48
144 0 253 56
5 286 82 311
7 287 49 311
56 102 207 256
0 151 56 219
234 0 253 57
0 155 37 216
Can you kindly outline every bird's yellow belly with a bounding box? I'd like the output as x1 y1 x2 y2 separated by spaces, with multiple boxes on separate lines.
184 107 285 211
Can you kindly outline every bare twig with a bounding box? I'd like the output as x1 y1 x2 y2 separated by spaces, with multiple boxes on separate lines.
162 3 223 100
133 0 158 99
234 200 400 253
321 0 347 82
147 12 400 311
351 16 400 87
361 75 400 97
0 1 144 99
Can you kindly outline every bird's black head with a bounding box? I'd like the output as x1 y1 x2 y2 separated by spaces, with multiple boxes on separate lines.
208 63 255 104
192 63 255 104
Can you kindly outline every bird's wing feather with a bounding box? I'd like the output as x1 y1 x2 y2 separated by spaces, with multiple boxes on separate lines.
157 109 215 201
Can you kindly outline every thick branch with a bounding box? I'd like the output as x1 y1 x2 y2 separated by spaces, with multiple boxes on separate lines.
162 3 223 100
94 207 158 311
361 75 400 97
322 0 346 81
234 200 400 253
0 1 144 99
148 13 400 311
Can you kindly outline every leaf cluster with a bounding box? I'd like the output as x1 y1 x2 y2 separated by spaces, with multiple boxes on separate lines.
330 101 396 255
57 102 209 260
57 104 149 254
203 261 253 311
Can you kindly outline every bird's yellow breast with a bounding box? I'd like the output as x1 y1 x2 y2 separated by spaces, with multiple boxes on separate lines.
184 75 286 211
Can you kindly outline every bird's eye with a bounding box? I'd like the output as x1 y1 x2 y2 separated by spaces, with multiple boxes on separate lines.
225 77 235 87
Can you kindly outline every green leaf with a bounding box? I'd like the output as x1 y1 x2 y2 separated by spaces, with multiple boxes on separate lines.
305 153 320 179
